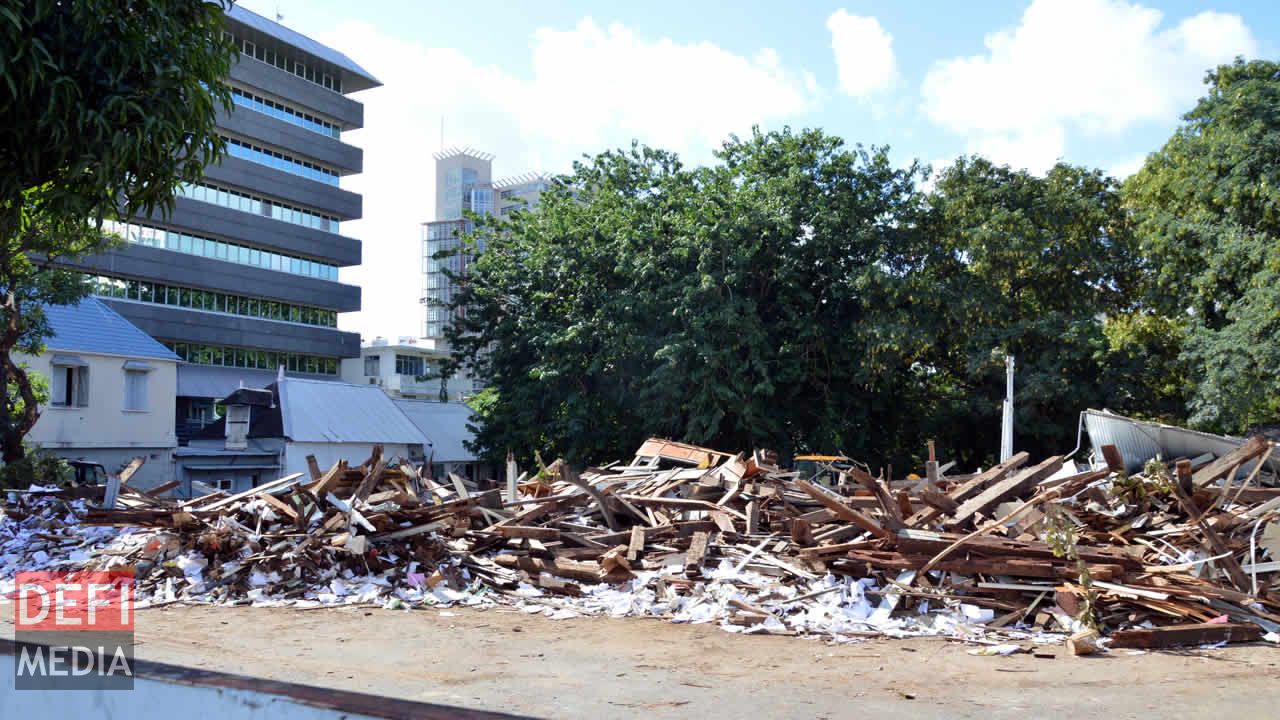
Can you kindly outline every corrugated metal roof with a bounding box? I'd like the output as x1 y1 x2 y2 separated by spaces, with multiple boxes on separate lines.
226 5 381 91
43 298 179 361
278 378 425 445
393 400 477 462
1083 409 1280 476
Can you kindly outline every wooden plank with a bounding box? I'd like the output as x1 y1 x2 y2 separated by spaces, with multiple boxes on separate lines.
371 519 449 542
561 464 619 531
920 489 959 514
627 526 645 562
746 500 760 535
790 518 814 546
560 531 609 549
1170 480 1252 593
794 479 888 539
147 480 180 496
710 510 737 535
257 491 300 521
895 490 913 518
618 494 747 521
495 554 629 584
492 525 561 541
685 531 710 577
944 456 1063 531
632 438 733 468
307 460 346 497
905 451 1030 528
199 473 304 511
505 451 519 504
1176 458 1194 495
897 528 1143 569
448 472 472 499
1100 444 1126 472
101 474 121 510
352 459 388 503
852 469 904 530
117 457 146 485
1108 623 1262 649
925 440 939 488
305 455 322 482
1193 435 1270 487
839 549 1124 581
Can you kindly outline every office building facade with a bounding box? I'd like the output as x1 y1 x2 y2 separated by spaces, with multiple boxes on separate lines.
421 148 548 340
63 6 379 441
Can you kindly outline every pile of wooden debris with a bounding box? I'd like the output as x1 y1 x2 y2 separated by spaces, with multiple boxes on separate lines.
3 435 1278 651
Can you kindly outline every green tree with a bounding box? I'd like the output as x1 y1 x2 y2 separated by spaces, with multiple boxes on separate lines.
1125 59 1280 432
450 133 1175 471
447 129 931 466
916 157 1158 464
0 0 235 461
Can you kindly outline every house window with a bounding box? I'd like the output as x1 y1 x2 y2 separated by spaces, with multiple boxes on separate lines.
123 369 149 411
50 360 89 407
225 404 250 450
364 355 380 376
214 477 234 491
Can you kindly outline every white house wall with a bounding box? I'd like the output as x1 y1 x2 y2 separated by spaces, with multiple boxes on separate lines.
340 345 476 401
20 351 177 488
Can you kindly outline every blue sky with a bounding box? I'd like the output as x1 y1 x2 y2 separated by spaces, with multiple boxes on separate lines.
236 0 1278 339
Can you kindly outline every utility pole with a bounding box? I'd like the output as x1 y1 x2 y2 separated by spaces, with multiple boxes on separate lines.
1000 354 1015 461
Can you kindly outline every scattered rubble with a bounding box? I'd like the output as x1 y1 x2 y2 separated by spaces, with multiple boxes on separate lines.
3 434 1279 652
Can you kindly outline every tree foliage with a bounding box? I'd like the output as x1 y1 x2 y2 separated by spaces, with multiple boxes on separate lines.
916 158 1160 463
448 130 1160 469
451 60 1280 470
1125 59 1280 432
0 0 236 461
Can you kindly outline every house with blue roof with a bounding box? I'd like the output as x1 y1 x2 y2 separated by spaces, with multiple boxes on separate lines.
20 298 179 489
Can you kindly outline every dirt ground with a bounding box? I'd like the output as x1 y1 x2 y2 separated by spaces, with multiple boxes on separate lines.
2 601 1277 718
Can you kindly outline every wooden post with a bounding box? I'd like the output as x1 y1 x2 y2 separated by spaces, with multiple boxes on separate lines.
1176 459 1194 496
305 454 322 482
925 440 939 489
505 450 518 504
1100 444 1126 473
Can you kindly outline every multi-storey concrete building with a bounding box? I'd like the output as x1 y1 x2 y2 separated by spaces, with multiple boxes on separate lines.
65 6 379 442
421 148 548 341
340 336 454 401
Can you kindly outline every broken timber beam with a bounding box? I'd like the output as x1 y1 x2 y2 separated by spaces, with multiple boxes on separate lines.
685 530 710 577
561 464 619 531
943 455 1063 531
1108 623 1261 649
795 479 889 540
1193 435 1270 488
904 451 1029 528
1170 480 1253 594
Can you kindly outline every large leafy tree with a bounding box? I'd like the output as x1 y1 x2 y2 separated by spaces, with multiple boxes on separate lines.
915 158 1164 464
1125 59 1280 433
0 0 236 461
448 129 930 466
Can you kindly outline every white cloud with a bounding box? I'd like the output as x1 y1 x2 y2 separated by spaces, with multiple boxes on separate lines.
302 17 816 341
921 0 1256 172
972 126 1065 173
1106 153 1149 180
826 10 897 97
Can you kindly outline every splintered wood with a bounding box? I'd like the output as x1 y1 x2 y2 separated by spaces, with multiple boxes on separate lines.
38 434 1280 649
